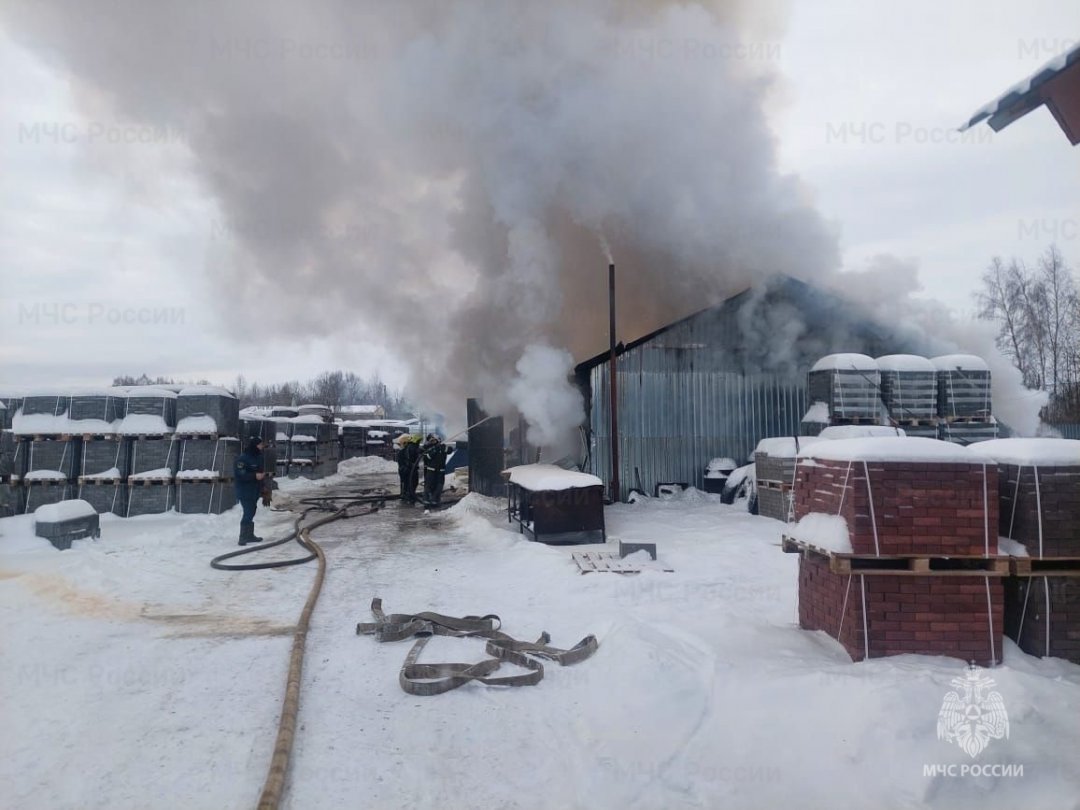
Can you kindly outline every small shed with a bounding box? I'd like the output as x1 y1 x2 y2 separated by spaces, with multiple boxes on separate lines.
505 464 606 545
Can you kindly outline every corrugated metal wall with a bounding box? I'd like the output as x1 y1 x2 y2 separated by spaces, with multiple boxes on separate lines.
1048 423 1080 439
579 277 933 501
587 311 807 500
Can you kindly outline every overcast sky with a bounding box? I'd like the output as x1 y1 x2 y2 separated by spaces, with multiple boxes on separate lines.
1 0 1077 396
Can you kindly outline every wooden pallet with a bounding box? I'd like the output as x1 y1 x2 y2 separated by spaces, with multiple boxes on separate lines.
127 477 174 486
23 434 74 442
1011 557 1080 577
893 418 938 426
782 536 1010 577
757 479 793 491
943 415 993 424
572 551 673 574
77 476 123 485
828 416 881 425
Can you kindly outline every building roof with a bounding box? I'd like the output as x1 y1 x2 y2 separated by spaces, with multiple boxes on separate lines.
961 42 1080 145
574 275 922 376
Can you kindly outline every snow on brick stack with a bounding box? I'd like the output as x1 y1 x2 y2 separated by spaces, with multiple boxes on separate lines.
876 355 938 439
969 438 1080 663
802 354 883 436
933 355 998 446
789 437 1003 666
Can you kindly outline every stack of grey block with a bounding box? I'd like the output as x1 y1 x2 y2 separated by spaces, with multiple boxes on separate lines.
173 388 241 515
340 424 367 459
804 354 882 434
753 438 804 523
288 417 339 478
16 395 79 513
127 435 179 517
69 391 128 515
272 419 293 476
123 389 178 426
876 355 939 438
0 429 22 517
933 354 998 445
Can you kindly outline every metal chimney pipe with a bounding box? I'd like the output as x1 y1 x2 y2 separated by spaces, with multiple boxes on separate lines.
608 262 620 502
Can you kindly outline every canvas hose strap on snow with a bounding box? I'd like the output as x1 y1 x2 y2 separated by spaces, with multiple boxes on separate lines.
357 597 598 696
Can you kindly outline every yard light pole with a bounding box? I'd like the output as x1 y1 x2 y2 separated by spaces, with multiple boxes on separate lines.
608 262 620 503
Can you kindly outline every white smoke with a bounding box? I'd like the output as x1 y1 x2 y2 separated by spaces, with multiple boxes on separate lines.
507 344 585 451
2 0 835 445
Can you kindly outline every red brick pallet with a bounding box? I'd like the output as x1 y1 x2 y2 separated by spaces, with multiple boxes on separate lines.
782 536 1010 576
1003 575 1080 663
797 553 1004 666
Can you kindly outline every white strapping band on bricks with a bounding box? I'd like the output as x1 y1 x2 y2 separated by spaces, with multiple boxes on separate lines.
860 575 870 659
981 462 995 664
1032 465 1051 657
862 460 881 557
837 573 853 644
836 460 854 515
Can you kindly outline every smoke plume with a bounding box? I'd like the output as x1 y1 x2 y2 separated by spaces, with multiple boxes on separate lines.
2 0 835 441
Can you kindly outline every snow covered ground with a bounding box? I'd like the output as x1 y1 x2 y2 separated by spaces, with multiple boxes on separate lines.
2 460 1079 810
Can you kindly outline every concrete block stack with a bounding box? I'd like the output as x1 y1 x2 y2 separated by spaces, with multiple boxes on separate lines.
753 437 818 522
802 354 883 435
969 438 1080 663
786 436 1004 666
933 355 998 445
272 418 293 477
288 415 338 478
340 423 368 459
10 394 80 513
174 387 241 516
876 355 938 439
120 390 179 517
71 391 128 515
0 429 23 516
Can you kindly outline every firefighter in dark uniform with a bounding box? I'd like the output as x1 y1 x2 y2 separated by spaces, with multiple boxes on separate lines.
421 433 448 506
234 437 266 545
397 434 421 504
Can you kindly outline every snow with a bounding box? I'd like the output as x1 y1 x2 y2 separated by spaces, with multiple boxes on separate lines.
810 353 877 372
2 461 1079 809
178 386 235 397
931 354 989 372
998 537 1030 557
34 500 96 522
291 415 329 424
787 513 852 553
82 467 121 480
12 412 72 435
67 418 121 434
336 456 398 475
129 468 173 480
818 425 906 439
505 464 604 491
124 388 177 399
755 437 822 458
966 438 1080 467
875 354 935 373
801 401 830 423
175 415 219 434
117 414 173 435
175 470 224 481
799 437 976 464
705 457 737 477
22 470 68 481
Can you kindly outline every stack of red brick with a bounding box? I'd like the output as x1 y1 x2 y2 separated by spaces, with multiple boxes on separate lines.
792 459 997 556
793 452 1002 666
992 458 1080 663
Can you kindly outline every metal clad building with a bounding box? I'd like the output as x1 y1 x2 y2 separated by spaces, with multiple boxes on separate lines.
575 277 929 500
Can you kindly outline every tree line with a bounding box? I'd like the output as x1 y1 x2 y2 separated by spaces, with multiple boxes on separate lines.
112 370 412 418
977 244 1080 422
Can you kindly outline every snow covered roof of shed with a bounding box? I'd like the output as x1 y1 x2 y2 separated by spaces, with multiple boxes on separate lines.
797 436 975 463
811 353 877 372
504 464 604 491
966 438 1080 467
961 42 1080 145
931 354 989 372
178 385 234 397
125 387 177 399
875 354 935 372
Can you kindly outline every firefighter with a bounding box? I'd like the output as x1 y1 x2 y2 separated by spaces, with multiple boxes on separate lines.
234 437 267 545
397 434 421 504
421 433 448 506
